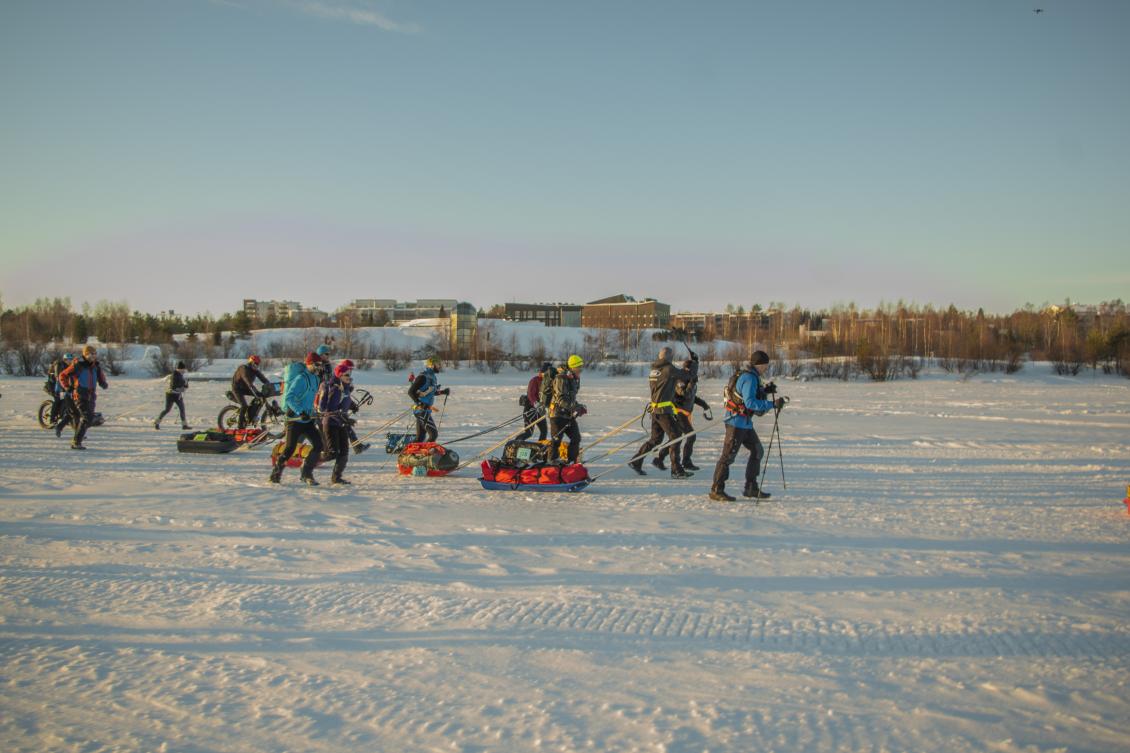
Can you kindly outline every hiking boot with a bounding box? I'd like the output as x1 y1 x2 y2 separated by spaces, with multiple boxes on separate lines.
743 482 770 499
651 457 667 471
301 475 320 487
629 463 646 476
709 488 736 502
181 423 191 430
331 477 352 485
353 442 370 455
671 470 694 479
683 461 700 471
154 420 160 430
55 423 65 438
70 442 85 451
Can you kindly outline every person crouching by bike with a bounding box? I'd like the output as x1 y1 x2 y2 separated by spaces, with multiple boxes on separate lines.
46 352 75 437
270 352 324 486
155 361 191 430
58 344 108 451
709 350 787 502
408 357 449 443
548 355 586 465
232 355 271 428
317 359 355 485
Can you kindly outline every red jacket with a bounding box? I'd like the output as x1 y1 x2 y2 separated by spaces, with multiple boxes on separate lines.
526 374 542 405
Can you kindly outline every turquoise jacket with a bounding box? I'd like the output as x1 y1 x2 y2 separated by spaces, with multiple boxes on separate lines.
282 362 319 421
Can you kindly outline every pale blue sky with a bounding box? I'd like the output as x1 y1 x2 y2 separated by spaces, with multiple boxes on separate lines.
1 0 1127 316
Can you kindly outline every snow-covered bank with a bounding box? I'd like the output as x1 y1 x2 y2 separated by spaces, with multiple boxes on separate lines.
1 372 1128 752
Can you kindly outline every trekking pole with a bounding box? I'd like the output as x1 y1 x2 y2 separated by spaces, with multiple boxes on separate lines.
436 393 449 432
350 406 416 448
774 409 787 490
588 421 724 483
578 408 648 461
759 397 789 491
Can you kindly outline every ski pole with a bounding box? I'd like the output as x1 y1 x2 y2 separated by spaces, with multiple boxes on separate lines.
350 406 416 447
759 398 788 491
774 410 787 490
577 408 648 460
588 420 724 482
436 393 449 432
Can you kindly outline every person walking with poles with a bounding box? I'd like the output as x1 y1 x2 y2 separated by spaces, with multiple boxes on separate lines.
548 355 586 464
655 358 712 471
630 346 697 479
408 357 449 443
57 344 109 451
155 361 191 430
232 355 271 429
709 350 787 501
517 361 552 441
269 352 324 486
317 359 356 485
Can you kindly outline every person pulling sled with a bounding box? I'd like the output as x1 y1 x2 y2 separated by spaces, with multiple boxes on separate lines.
269 353 324 486
655 358 712 471
517 361 554 441
155 361 191 430
408 357 450 443
317 359 356 485
548 355 586 465
630 346 697 479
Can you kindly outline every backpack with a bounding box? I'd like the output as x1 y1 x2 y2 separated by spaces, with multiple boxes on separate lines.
723 369 752 417
537 366 557 408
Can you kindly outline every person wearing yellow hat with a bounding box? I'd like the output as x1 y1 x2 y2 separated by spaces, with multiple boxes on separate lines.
548 354 586 464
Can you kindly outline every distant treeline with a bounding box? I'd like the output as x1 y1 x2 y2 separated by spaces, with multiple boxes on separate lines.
2 296 1128 381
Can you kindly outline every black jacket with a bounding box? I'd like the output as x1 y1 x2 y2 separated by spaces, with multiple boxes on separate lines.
648 358 698 413
167 370 188 395
232 364 269 396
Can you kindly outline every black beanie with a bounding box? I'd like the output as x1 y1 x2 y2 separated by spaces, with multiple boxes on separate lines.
176 361 187 370
750 350 770 366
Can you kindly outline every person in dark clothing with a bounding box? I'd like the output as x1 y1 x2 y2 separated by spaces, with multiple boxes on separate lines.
655 358 712 471
548 355 586 464
517 361 552 441
155 361 191 430
709 350 786 502
46 353 74 431
270 353 324 485
317 359 355 484
408 357 450 443
630 347 698 478
232 355 271 428
58 344 109 450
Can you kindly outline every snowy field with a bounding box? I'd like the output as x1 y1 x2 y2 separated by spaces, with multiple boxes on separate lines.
1 368 1128 753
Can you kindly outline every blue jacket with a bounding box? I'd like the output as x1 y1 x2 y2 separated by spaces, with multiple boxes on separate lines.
409 367 439 413
282 362 319 421
724 370 775 430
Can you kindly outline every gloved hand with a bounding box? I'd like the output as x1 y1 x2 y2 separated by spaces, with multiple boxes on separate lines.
575 404 588 417
773 397 787 411
440 388 451 396
690 351 699 362
299 412 311 421
763 382 777 395
703 408 713 421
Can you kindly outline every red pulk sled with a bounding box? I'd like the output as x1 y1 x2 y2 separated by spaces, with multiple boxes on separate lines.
397 442 460 477
478 459 590 492
223 427 269 444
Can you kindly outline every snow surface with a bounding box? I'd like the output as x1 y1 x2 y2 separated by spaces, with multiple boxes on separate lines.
1 368 1128 753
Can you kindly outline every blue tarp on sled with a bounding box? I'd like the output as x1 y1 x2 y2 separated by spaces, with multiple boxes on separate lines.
478 478 590 493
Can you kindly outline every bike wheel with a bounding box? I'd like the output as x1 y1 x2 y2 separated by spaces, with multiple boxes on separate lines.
38 400 54 429
217 405 241 431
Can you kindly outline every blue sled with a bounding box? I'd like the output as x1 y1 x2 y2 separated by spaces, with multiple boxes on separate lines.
479 478 590 493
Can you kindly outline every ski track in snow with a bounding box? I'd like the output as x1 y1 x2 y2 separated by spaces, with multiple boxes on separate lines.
1 370 1129 752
